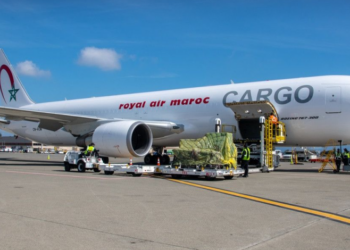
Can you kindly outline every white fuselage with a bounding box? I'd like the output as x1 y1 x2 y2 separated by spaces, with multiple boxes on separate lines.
1 75 349 147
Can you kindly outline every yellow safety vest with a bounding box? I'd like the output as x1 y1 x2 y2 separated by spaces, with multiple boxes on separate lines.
242 148 250 161
85 146 94 155
335 152 342 160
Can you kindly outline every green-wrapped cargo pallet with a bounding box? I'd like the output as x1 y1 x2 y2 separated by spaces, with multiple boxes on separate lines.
172 132 237 169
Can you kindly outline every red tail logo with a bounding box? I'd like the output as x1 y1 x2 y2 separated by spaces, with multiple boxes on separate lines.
0 64 19 103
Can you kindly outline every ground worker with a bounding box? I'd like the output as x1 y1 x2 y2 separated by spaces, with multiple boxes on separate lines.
84 143 95 156
241 143 250 177
343 148 350 166
269 112 278 138
334 148 342 173
269 112 278 124
291 149 298 164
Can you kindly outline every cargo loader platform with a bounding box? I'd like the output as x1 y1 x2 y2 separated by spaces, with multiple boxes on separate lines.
155 165 244 180
99 164 156 176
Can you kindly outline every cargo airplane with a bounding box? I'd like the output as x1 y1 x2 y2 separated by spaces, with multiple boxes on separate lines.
0 49 347 164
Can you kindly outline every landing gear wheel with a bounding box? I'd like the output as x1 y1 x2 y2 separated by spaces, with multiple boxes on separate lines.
144 154 152 165
104 171 114 175
161 155 170 165
151 155 158 165
64 162 71 172
77 162 86 172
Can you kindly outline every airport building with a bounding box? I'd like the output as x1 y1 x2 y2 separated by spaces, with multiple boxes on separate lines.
0 136 77 153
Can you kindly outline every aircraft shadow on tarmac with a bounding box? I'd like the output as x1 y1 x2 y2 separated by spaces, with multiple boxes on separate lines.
51 169 146 177
49 170 229 181
151 175 227 182
0 158 61 166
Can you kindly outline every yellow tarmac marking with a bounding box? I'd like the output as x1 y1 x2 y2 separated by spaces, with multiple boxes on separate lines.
169 178 350 225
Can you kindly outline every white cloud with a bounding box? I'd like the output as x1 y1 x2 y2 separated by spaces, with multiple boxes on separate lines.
16 61 51 77
77 47 122 71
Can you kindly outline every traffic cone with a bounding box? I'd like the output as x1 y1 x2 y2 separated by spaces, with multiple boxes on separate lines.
157 157 160 166
129 158 132 166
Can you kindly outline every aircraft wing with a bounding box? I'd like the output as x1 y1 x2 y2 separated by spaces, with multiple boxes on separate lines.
0 106 101 131
0 106 183 137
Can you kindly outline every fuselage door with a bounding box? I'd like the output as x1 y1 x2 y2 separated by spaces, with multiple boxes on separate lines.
325 87 341 114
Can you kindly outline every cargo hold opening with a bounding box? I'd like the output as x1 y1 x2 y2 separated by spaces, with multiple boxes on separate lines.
225 101 278 142
238 118 260 140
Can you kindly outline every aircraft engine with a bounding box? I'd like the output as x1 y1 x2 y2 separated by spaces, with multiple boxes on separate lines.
92 121 153 158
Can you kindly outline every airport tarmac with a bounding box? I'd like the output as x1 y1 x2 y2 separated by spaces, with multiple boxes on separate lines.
0 153 349 250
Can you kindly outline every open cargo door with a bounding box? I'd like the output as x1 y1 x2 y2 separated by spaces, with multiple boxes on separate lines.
225 101 278 142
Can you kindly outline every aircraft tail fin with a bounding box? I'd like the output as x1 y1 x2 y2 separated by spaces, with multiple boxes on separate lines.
0 49 34 107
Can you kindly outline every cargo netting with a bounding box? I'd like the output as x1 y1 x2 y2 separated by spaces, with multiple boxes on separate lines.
172 132 237 169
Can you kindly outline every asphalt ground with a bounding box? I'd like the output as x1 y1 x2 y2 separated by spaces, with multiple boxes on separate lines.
0 153 349 250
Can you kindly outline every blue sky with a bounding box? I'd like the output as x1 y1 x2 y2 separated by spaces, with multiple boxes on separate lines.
1 0 350 139
1 0 350 103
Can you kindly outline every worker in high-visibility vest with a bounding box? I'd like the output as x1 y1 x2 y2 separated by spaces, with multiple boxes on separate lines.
241 143 250 177
343 148 350 166
84 143 95 156
334 148 342 173
269 112 278 124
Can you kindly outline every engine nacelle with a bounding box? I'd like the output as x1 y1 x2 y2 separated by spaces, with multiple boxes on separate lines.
92 121 153 158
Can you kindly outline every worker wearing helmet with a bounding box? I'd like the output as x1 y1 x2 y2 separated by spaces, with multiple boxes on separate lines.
269 112 278 124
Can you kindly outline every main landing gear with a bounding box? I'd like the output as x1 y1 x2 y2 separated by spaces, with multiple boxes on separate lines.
144 153 170 165
144 147 171 165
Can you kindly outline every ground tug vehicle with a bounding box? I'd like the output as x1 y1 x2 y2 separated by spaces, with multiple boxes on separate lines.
63 150 102 172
